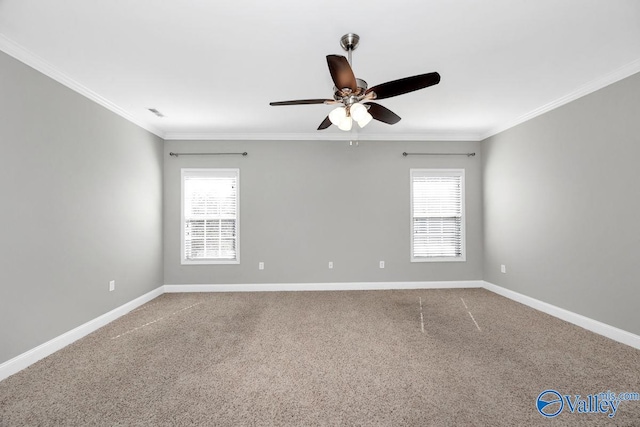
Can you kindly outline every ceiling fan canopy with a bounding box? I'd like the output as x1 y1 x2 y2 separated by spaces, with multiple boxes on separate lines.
269 33 441 131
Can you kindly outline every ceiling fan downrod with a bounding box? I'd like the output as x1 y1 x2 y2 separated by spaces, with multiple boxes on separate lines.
334 33 368 101
340 33 360 67
329 33 373 130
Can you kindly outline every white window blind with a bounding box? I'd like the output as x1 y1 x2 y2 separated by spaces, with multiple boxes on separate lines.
411 169 465 262
181 169 239 264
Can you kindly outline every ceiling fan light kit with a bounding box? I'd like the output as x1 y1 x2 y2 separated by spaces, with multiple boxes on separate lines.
269 33 441 132
328 103 373 130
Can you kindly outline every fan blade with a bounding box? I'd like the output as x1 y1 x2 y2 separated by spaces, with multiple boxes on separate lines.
364 102 401 125
327 55 357 92
317 116 332 130
270 99 333 106
366 72 440 100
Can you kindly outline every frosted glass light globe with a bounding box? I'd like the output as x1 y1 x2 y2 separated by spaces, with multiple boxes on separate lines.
329 107 347 126
338 116 353 131
349 103 368 122
357 112 373 128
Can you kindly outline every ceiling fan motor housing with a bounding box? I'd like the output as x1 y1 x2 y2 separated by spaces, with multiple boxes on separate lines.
334 78 368 101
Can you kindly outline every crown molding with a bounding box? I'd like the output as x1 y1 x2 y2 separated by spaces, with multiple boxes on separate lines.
0 33 164 139
4 29 637 144
481 58 640 141
162 131 483 142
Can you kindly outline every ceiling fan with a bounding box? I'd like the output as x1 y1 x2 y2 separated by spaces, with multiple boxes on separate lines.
269 33 441 131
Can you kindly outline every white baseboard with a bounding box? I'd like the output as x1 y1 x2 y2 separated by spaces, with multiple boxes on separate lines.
0 280 479 381
163 280 484 293
4 280 638 382
482 281 640 350
0 286 164 382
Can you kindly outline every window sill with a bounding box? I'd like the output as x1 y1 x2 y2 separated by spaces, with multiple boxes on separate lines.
411 256 466 263
181 259 240 265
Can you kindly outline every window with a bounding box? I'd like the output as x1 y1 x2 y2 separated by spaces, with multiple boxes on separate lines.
181 169 239 264
410 169 465 262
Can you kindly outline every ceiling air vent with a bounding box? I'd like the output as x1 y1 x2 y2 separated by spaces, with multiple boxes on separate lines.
148 108 165 117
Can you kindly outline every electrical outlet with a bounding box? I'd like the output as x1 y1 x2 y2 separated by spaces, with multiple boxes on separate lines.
328 261 333 269
109 280 115 291
379 261 385 269
259 262 264 270
501 265 506 274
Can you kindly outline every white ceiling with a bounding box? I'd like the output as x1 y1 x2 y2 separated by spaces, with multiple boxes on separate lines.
1 0 639 141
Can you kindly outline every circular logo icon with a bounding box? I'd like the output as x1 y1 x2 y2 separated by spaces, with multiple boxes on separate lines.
537 390 564 417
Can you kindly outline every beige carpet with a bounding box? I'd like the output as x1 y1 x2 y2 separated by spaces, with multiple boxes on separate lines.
1 289 639 426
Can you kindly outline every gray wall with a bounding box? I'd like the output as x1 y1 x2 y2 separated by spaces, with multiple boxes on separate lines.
164 140 483 285
482 71 640 335
8 38 637 366
0 51 164 364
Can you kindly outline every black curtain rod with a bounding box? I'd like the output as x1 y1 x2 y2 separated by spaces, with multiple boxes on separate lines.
169 152 248 157
402 152 475 157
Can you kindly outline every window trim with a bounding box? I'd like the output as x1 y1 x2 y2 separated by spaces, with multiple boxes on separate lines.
410 168 466 263
181 168 240 265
